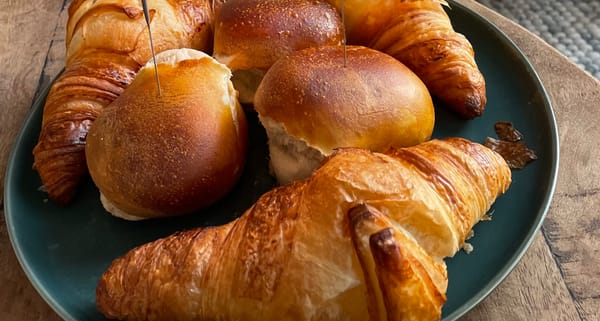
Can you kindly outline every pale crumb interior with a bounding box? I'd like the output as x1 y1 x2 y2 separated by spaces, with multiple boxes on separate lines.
259 116 326 185
100 193 147 221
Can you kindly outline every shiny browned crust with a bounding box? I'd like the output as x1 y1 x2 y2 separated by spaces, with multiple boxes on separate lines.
254 45 435 154
32 0 213 205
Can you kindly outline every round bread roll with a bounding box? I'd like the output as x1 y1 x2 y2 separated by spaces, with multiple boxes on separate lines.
85 48 248 220
254 45 435 184
213 0 343 104
325 0 397 45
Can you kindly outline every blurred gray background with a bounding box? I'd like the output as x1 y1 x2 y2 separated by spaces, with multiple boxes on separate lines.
476 0 600 79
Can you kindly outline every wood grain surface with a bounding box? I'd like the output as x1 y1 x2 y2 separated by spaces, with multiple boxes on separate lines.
1 0 599 320
0 1 66 320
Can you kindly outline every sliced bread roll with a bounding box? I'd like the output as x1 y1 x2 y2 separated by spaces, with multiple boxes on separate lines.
86 48 247 220
254 45 435 184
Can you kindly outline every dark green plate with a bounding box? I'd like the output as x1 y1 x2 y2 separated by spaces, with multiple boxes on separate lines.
5 2 558 320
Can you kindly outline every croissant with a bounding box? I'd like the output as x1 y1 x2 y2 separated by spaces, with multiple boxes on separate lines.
96 137 511 321
328 0 486 119
32 0 213 205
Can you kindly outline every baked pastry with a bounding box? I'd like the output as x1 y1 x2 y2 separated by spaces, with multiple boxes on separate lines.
254 45 435 184
212 0 343 104
328 0 486 118
32 0 213 205
85 48 247 220
97 137 511 321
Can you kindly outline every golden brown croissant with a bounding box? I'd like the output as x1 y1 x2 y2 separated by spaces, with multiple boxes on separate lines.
329 0 486 119
32 0 213 205
96 137 511 321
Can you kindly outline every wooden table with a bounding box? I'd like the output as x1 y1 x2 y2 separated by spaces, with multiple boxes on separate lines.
1 0 599 320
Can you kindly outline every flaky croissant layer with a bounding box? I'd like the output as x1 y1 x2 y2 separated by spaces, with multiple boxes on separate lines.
97 138 511 321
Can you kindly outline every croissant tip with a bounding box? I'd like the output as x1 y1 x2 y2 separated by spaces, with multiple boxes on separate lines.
38 179 79 206
460 92 487 119
49 192 76 206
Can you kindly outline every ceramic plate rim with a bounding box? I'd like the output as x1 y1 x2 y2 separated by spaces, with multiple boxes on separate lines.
442 1 559 319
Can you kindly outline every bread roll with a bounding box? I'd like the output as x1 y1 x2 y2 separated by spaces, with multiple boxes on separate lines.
32 0 214 206
213 0 343 104
85 48 247 220
327 0 487 118
254 45 435 184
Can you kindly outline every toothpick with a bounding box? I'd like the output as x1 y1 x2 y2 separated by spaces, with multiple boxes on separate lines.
341 0 347 67
141 0 162 96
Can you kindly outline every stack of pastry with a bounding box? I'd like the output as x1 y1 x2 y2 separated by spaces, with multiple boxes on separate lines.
32 0 213 205
31 0 511 320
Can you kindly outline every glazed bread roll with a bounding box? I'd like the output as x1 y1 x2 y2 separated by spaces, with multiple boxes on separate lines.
85 48 247 220
327 0 487 118
32 0 213 206
254 45 435 184
213 0 343 104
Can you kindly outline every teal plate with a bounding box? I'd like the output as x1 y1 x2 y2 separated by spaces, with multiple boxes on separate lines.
5 2 558 321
